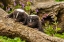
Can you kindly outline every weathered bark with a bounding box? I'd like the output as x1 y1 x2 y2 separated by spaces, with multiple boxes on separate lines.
31 2 64 17
0 8 64 42
30 0 55 5
0 7 8 17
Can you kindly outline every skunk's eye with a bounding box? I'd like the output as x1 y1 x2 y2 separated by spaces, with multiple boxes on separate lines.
33 20 35 22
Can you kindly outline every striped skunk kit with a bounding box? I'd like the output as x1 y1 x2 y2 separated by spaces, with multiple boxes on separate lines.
6 9 29 25
6 9 44 32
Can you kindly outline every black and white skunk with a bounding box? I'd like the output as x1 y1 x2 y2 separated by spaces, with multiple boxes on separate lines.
7 9 29 25
27 15 43 32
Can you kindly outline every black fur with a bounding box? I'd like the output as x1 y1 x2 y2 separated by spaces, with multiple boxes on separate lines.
27 15 43 32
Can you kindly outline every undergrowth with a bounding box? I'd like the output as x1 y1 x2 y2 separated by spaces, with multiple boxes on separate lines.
55 0 64 2
0 36 26 42
44 21 64 38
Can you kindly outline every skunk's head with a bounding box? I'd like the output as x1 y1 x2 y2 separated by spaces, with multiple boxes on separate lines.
27 15 39 28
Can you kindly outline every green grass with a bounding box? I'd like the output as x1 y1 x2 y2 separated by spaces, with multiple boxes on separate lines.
0 36 26 42
55 0 64 2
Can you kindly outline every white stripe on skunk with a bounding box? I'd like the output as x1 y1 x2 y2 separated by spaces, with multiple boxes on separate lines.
15 9 28 15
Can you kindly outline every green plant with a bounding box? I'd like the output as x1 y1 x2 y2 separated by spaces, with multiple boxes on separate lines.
44 21 64 39
54 33 64 38
44 23 55 36
44 21 61 36
55 0 64 2
53 21 61 34
14 4 22 9
0 36 26 42
24 1 31 14
24 5 31 11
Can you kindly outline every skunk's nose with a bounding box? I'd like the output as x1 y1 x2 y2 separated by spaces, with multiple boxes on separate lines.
28 23 32 27
14 19 17 21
